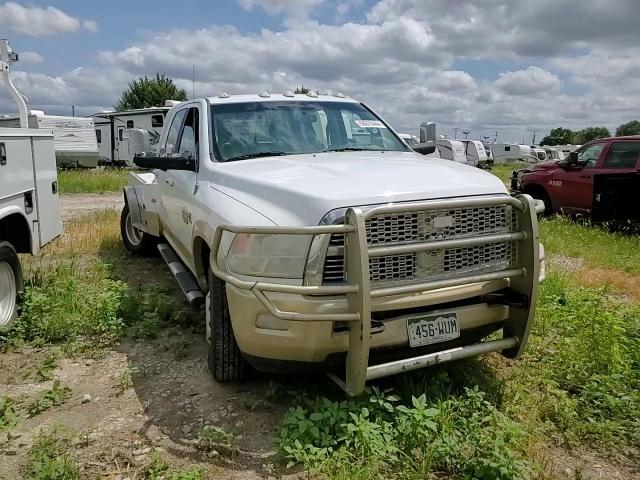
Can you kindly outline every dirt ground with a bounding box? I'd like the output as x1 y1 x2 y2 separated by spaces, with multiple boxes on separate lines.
0 194 637 479
59 193 123 221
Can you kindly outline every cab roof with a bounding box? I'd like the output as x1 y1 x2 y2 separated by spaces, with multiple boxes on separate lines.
205 92 358 105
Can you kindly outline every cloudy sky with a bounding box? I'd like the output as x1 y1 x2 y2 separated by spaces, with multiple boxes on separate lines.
0 0 637 142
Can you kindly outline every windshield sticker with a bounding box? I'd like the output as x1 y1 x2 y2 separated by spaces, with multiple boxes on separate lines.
354 120 387 129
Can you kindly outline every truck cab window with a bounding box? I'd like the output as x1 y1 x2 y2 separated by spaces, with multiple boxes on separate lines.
177 108 199 159
164 109 187 154
576 144 604 168
604 142 640 169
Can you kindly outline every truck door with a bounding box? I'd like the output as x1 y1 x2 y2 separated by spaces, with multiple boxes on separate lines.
157 108 193 257
550 142 606 215
31 134 63 246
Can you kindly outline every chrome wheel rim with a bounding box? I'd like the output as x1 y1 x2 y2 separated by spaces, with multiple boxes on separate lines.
125 212 143 246
0 261 17 327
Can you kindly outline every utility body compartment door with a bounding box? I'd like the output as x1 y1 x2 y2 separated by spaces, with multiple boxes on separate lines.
32 134 63 245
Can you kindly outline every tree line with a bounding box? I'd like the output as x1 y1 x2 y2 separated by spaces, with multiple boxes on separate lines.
541 121 640 146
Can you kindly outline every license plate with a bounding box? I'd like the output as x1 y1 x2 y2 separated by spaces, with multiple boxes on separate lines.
407 313 460 347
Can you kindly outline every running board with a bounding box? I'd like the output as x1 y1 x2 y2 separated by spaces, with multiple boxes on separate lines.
327 336 518 393
157 243 205 308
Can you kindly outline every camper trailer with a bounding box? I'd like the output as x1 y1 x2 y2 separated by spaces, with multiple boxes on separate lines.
491 144 533 164
436 138 467 164
461 140 489 167
92 104 175 165
0 111 98 168
542 146 564 161
530 147 547 162
399 133 419 147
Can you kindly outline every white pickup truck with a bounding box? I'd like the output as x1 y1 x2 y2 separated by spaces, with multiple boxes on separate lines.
0 40 63 329
121 92 544 395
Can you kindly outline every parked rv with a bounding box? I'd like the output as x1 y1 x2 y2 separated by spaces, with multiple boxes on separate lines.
399 133 419 147
530 147 547 162
436 138 467 164
0 111 98 168
92 103 175 165
554 144 581 156
461 140 489 168
0 40 63 329
542 147 564 161
491 144 533 164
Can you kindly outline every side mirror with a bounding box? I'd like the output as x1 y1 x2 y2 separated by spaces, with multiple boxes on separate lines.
133 152 196 171
415 121 437 156
568 151 579 165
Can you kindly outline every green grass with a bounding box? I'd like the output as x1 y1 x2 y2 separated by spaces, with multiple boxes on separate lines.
57 168 131 193
540 217 640 274
489 162 528 183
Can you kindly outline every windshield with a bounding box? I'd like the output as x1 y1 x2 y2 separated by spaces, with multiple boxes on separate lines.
210 101 409 162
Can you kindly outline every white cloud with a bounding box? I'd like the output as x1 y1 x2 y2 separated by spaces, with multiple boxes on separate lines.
18 51 43 64
238 0 325 18
494 67 561 96
0 2 97 37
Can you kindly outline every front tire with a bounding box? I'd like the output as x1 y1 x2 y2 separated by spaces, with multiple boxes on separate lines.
206 269 247 382
0 241 23 331
120 204 156 255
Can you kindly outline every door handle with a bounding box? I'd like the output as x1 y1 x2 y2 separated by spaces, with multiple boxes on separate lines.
579 174 591 179
164 178 174 187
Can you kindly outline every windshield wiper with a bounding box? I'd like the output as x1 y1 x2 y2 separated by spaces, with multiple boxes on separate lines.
224 151 289 162
328 147 381 152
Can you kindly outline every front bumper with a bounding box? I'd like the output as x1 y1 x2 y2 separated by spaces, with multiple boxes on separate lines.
211 194 541 395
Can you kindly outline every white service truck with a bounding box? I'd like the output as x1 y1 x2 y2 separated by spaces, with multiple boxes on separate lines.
0 40 63 329
121 92 545 395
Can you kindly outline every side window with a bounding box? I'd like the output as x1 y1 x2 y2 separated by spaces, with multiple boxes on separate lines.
151 114 164 128
576 144 604 168
603 142 640 169
95 129 101 144
164 109 187 154
177 108 199 159
126 120 134 129
505 146 511 151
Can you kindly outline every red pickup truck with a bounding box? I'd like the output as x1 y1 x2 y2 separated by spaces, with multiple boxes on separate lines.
512 136 639 224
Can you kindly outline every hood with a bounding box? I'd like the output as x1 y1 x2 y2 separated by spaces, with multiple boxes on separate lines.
529 160 559 171
212 151 509 225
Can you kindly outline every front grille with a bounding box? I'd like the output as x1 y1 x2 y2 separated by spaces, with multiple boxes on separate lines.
321 203 520 286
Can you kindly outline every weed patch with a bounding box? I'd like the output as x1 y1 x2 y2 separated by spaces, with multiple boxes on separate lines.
27 380 72 417
280 386 534 479
24 428 79 480
0 396 19 431
489 162 528 184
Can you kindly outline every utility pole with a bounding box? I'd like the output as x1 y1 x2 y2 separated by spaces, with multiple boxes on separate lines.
72 105 75 117
192 64 195 99
531 131 536 145
453 127 459 139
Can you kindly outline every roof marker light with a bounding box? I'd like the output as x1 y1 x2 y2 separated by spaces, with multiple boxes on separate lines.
218 92 230 98
258 91 270 98
333 92 345 98
306 91 318 98
282 90 295 97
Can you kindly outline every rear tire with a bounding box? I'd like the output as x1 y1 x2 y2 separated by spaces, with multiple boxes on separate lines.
0 241 23 331
206 269 247 382
120 204 157 255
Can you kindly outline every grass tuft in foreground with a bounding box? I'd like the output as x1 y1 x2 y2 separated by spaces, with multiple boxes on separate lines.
24 428 79 480
57 168 131 194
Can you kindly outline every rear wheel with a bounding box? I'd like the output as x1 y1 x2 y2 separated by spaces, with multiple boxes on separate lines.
0 241 23 331
206 269 247 382
120 204 156 255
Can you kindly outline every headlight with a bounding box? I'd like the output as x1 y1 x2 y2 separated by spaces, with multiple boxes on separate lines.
226 233 312 279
